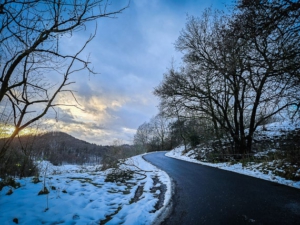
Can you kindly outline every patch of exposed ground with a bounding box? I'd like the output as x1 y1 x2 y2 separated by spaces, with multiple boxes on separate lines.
130 183 144 203
151 176 167 211
130 175 166 212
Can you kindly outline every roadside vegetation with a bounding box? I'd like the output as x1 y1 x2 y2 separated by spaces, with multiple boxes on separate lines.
134 0 300 182
169 120 300 183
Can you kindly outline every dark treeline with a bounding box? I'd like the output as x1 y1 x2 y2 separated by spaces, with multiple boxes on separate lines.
0 132 138 178
134 114 225 153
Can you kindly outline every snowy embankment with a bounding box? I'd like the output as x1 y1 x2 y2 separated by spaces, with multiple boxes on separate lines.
0 154 171 225
166 146 300 189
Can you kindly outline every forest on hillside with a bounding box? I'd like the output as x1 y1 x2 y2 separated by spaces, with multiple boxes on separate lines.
0 132 139 179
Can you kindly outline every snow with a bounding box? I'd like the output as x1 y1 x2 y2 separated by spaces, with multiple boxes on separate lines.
1 119 298 224
0 154 171 225
166 145 300 189
253 119 300 140
165 119 300 189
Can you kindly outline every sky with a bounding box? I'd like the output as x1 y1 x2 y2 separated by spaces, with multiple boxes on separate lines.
45 0 232 145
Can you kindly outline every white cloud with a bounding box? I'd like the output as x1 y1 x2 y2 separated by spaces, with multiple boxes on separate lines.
41 0 230 145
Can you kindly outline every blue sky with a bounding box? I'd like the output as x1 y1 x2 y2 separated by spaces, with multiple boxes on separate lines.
49 0 232 145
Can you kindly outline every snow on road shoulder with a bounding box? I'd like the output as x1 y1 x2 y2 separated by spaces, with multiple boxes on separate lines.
107 154 172 225
126 154 172 208
166 146 300 189
0 154 172 225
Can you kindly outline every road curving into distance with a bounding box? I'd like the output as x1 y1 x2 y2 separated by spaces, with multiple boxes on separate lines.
143 151 300 225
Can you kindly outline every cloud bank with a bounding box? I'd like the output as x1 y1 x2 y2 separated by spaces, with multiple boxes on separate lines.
44 0 230 145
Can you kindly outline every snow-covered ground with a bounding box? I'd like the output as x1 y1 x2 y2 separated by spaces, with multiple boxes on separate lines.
0 154 171 225
166 119 300 189
254 119 300 135
166 146 300 189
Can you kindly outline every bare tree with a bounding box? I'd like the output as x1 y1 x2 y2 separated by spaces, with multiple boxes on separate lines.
0 0 128 158
133 122 154 152
234 0 300 115
154 6 300 154
134 115 170 152
150 114 170 150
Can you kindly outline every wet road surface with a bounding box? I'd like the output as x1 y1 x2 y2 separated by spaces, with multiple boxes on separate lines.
143 152 300 225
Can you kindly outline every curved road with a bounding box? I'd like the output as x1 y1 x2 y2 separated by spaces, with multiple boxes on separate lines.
143 152 300 225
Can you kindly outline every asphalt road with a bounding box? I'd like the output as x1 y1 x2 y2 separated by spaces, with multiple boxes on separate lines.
143 152 300 225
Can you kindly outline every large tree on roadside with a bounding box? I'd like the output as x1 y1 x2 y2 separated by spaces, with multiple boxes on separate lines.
0 0 127 158
231 0 300 150
155 5 300 154
235 0 300 113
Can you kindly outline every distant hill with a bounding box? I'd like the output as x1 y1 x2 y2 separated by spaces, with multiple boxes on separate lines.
5 131 109 166
0 131 141 178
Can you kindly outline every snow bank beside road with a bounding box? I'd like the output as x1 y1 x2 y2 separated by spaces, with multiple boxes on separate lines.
166 146 300 189
0 154 172 225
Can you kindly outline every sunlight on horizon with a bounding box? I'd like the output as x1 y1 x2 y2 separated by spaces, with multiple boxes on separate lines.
0 125 40 138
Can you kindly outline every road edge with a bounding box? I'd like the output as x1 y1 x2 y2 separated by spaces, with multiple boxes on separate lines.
142 153 175 225
165 151 300 190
